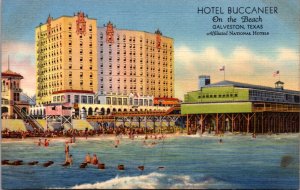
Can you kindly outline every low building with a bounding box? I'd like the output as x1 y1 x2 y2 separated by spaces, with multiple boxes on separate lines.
182 79 299 134
1 69 29 118
183 80 299 114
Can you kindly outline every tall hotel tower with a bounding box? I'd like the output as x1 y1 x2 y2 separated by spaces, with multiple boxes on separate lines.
35 12 98 104
98 22 174 98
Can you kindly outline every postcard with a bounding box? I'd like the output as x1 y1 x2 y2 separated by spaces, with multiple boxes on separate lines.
1 0 299 189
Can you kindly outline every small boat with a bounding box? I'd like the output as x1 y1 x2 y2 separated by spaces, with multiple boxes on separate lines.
28 161 39 165
98 163 105 169
117 164 125 170
158 166 165 170
43 161 54 167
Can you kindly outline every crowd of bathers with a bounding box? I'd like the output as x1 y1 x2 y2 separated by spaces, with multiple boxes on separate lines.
1 124 181 138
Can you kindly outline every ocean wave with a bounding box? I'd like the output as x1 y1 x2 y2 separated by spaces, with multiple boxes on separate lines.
71 172 229 189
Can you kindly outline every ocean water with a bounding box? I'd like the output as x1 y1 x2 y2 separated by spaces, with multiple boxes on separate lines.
1 134 299 189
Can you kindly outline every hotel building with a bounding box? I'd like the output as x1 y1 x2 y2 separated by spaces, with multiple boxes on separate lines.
97 22 174 98
35 12 98 105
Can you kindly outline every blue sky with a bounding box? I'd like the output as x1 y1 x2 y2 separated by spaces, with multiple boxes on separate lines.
1 0 299 98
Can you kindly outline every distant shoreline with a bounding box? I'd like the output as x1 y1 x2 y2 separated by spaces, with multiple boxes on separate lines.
2 132 299 143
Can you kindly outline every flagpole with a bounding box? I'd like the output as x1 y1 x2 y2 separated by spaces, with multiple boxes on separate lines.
224 70 225 81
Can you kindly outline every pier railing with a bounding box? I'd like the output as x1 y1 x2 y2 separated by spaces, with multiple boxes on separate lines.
253 102 300 112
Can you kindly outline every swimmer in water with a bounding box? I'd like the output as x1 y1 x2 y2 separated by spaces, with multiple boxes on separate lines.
44 139 49 147
219 139 223 143
91 154 99 165
85 153 91 164
114 139 120 148
37 139 42 146
65 142 70 162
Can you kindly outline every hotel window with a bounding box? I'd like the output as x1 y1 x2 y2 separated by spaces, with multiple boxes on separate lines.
106 97 111 104
139 99 143 106
149 100 153 106
88 96 93 104
112 97 117 105
67 95 71 103
118 98 122 105
81 96 87 104
123 98 127 105
144 99 148 106
53 96 56 102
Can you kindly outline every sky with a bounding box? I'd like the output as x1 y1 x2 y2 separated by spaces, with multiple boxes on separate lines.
1 0 299 99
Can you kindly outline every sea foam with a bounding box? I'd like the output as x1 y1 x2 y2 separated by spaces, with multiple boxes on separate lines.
71 172 229 189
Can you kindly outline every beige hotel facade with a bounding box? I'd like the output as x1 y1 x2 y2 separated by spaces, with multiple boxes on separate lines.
35 13 174 105
98 22 174 98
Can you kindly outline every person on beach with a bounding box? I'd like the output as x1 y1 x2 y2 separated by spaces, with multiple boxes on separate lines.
219 139 223 143
84 128 88 139
65 142 70 162
91 154 99 165
85 153 91 163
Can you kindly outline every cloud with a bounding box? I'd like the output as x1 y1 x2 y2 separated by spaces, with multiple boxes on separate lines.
175 46 299 100
1 42 36 96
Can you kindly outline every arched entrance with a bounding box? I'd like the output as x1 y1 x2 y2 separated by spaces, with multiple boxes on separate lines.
1 106 8 114
95 107 99 115
107 108 111 115
88 107 93 115
101 108 105 115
